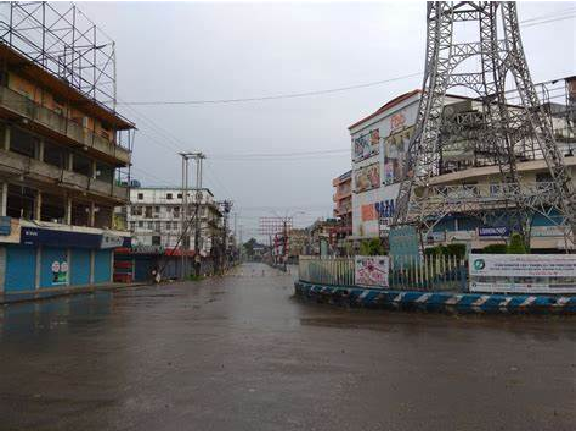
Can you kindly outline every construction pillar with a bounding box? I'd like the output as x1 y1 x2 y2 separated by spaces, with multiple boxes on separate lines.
65 196 72 225
68 153 74 171
3 124 10 151
37 138 44 162
34 190 42 221
0 182 7 217
89 201 96 227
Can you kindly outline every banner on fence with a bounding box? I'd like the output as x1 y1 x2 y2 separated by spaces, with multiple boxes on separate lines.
355 255 389 288
469 253 576 293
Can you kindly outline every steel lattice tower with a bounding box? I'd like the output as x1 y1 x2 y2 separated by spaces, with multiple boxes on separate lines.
394 1 576 248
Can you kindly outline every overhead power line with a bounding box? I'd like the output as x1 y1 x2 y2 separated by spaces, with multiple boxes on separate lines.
117 72 423 106
115 9 574 108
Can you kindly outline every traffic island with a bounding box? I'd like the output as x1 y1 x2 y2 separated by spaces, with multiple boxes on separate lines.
294 281 576 315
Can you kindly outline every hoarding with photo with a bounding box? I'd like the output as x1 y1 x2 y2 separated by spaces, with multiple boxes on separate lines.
355 255 389 288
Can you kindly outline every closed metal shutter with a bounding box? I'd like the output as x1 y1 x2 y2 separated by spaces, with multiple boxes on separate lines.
5 245 36 292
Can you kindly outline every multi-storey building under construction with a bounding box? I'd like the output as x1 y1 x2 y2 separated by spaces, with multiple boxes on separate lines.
0 3 135 292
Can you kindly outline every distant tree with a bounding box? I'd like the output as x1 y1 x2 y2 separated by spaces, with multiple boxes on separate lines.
360 238 386 255
507 233 527 254
481 243 508 254
243 238 257 257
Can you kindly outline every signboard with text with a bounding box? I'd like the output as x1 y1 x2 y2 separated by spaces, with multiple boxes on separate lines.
389 225 419 267
469 254 576 293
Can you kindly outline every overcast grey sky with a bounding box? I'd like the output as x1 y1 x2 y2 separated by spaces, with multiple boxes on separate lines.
80 1 575 237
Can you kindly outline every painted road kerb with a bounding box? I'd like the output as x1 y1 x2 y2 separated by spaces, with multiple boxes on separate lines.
294 281 576 314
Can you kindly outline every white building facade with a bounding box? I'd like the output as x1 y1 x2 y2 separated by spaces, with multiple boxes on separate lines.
348 77 576 251
125 187 223 257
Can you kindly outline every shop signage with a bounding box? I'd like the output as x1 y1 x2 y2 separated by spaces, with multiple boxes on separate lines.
130 245 165 254
450 231 473 241
0 216 11 235
479 226 509 237
469 253 576 293
100 234 126 249
21 227 101 248
355 255 389 288
531 226 565 237
427 231 446 243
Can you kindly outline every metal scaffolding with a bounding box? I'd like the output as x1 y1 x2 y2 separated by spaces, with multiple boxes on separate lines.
394 1 576 249
0 1 117 110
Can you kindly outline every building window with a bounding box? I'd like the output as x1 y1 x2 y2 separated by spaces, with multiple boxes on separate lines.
177 193 182 199
173 221 178 231
137 193 143 200
152 236 160 246
165 221 171 230
147 221 153 230
155 221 160 231
155 205 160 212
138 221 143 228
130 221 136 231
166 193 173 200
145 206 153 218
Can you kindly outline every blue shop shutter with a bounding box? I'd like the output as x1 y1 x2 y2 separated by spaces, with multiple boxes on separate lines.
94 249 112 283
70 248 91 286
5 246 36 292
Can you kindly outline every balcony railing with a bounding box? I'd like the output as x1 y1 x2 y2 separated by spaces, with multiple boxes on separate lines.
0 86 130 165
0 149 128 202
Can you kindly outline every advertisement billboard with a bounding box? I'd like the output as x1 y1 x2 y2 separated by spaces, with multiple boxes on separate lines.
469 254 576 293
354 163 380 192
355 255 389 288
353 129 380 161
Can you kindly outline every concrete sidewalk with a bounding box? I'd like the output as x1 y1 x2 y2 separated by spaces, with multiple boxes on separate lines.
0 282 150 305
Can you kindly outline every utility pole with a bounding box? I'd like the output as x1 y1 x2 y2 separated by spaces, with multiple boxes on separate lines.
191 152 206 277
178 151 194 280
282 219 288 271
222 200 232 272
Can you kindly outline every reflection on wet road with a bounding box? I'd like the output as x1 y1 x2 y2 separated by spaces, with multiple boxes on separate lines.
0 263 574 431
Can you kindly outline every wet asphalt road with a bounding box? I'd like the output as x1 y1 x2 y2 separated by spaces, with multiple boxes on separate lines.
0 263 574 431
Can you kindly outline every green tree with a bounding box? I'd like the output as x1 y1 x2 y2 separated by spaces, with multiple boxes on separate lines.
360 238 386 255
507 233 527 254
243 238 257 257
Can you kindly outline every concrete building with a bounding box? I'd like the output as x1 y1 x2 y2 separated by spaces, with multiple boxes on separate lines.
348 77 576 251
126 187 223 257
0 37 134 292
332 170 352 253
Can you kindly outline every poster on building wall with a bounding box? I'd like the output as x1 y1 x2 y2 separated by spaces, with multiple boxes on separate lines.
355 255 390 288
51 260 69 286
354 131 379 161
354 135 369 159
390 112 406 132
370 129 380 145
383 163 394 184
361 204 378 221
355 164 380 192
